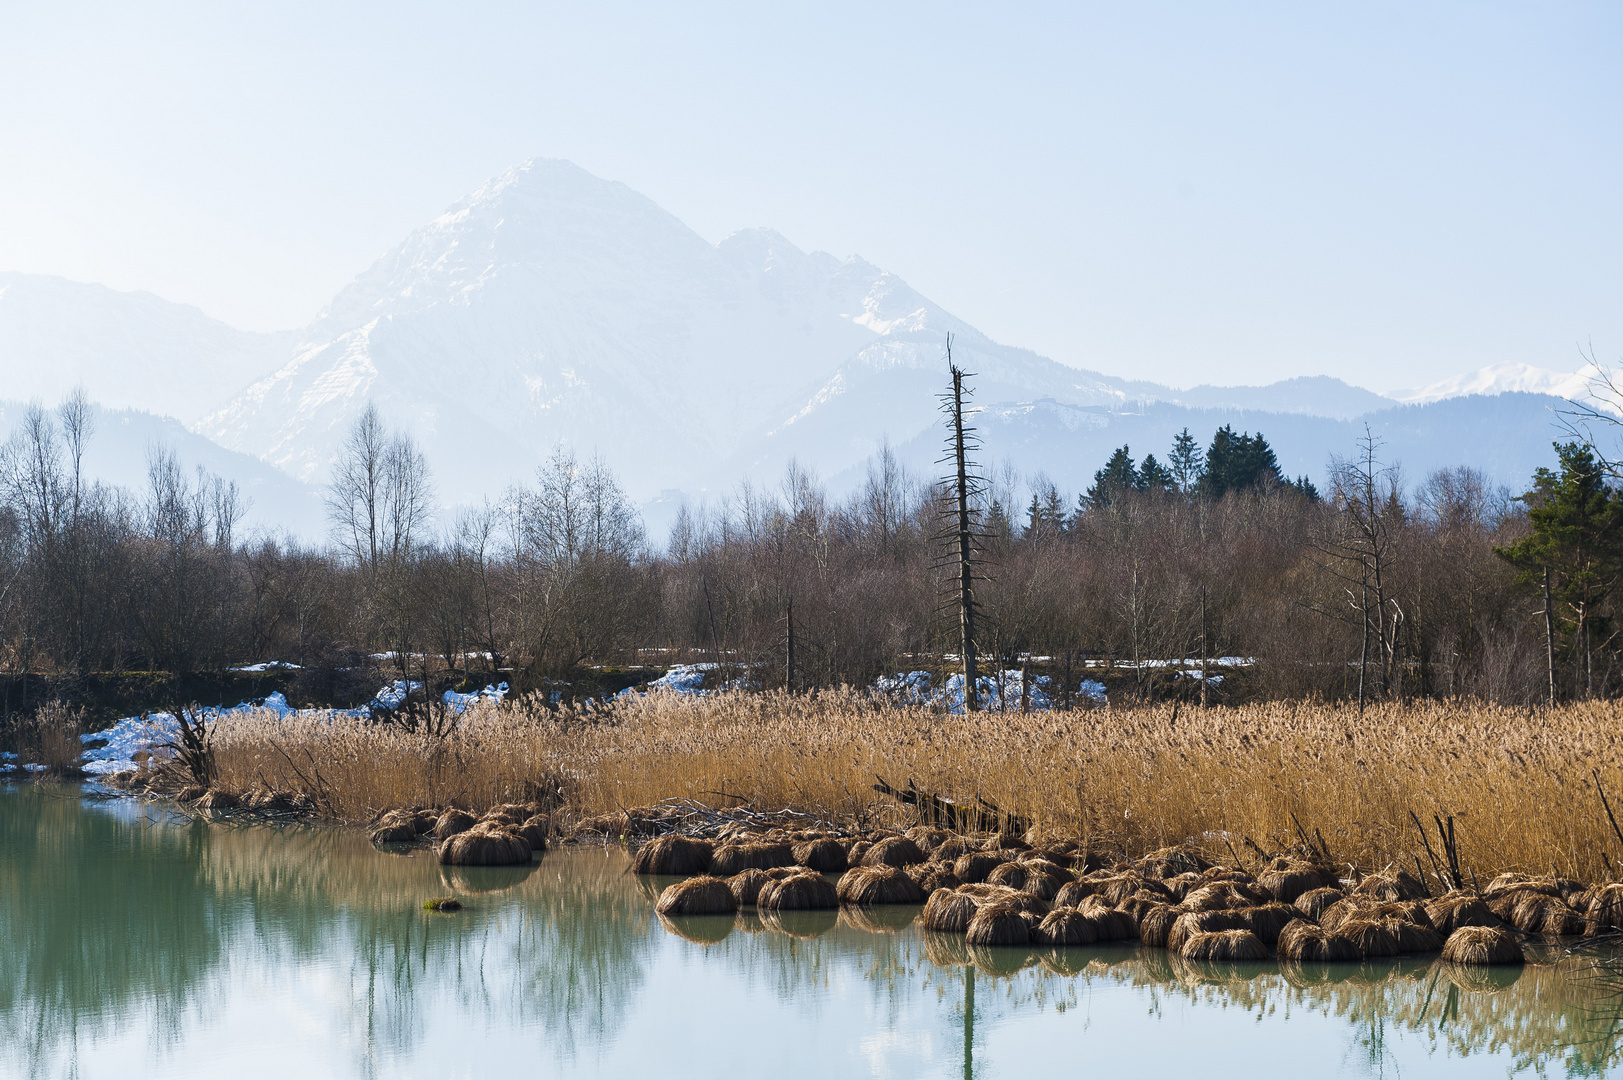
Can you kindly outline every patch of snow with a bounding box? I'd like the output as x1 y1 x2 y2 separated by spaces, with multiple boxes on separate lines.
628 663 717 696
442 682 509 711
73 679 500 776
1391 361 1612 410
871 670 1099 712
229 661 301 672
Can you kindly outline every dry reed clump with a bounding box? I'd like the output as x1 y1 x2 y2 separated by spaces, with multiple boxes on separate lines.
656 876 738 916
438 824 532 866
906 862 961 893
1073 898 1135 941
1587 883 1623 928
1352 868 1428 903
1180 929 1269 963
1425 893 1498 935
1258 859 1330 904
1236 903 1299 947
906 825 952 852
1337 918 1403 958
964 901 1034 947
1134 846 1211 878
1294 887 1345 919
433 809 476 839
1441 925 1525 966
1275 919 1359 962
632 835 714 876
758 870 839 911
710 842 795 876
206 690 1623 885
1136 902 1184 947
953 852 1003 884
1166 910 1249 954
1031 908 1099 947
921 888 981 933
1508 893 1585 936
727 869 772 906
369 809 421 843
1052 881 1098 908
792 838 849 873
836 865 926 906
862 836 928 868
195 790 240 811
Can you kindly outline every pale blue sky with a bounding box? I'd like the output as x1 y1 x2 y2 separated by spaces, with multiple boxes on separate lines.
1 1 1618 391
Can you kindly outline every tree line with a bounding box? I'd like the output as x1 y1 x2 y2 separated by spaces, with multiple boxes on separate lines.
1 389 1620 708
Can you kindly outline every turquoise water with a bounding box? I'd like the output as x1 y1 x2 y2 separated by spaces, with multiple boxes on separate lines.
2 783 1619 1079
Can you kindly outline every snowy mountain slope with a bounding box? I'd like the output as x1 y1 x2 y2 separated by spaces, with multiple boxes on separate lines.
0 400 325 537
6 157 1598 526
0 274 288 423
873 392 1571 504
1156 376 1394 420
1392 361 1606 409
198 159 1145 500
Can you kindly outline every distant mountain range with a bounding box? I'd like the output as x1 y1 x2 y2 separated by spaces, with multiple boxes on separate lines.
0 158 1609 539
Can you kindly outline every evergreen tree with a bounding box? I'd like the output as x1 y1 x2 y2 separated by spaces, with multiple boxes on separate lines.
1286 474 1320 501
1496 442 1623 698
1138 453 1173 491
983 498 1014 541
1086 445 1138 507
1169 427 1203 494
1023 485 1067 539
1199 426 1285 498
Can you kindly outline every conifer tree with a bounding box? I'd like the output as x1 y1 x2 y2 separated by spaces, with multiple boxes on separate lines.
1138 453 1173 491
1086 445 1138 507
1496 442 1623 699
1200 426 1285 498
1169 427 1203 494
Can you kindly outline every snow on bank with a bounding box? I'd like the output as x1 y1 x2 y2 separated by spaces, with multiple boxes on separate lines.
16 679 512 778
872 670 1107 713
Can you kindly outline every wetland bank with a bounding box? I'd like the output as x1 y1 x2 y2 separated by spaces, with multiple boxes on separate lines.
6 781 1623 1080
14 691 1623 1077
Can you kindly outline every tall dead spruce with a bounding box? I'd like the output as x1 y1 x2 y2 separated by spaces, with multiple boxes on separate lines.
935 340 988 711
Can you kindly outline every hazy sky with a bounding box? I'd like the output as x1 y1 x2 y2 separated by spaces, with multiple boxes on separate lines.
1 1 1619 391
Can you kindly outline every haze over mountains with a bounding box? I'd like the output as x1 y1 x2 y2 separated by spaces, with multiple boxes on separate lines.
0 158 1606 539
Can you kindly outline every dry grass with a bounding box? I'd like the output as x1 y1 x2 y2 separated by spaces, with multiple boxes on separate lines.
19 700 84 774
202 689 1623 882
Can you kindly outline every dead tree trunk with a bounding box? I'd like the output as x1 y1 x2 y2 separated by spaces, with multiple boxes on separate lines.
945 351 981 711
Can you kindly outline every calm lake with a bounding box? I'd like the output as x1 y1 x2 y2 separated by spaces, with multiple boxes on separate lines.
3 783 1621 1079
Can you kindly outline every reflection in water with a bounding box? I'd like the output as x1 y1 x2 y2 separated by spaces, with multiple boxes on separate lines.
3 783 1623 1078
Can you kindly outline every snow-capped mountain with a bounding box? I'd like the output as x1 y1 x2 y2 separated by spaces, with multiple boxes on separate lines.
0 273 287 423
196 159 1146 499
1392 361 1605 408
0 157 1605 531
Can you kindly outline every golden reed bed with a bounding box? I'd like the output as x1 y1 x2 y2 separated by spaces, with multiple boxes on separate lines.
206 691 1623 881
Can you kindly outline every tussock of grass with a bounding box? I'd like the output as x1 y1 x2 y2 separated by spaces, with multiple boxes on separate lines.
206 690 1623 881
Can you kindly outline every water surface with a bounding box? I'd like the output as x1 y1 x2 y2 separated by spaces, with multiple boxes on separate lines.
3 783 1620 1078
